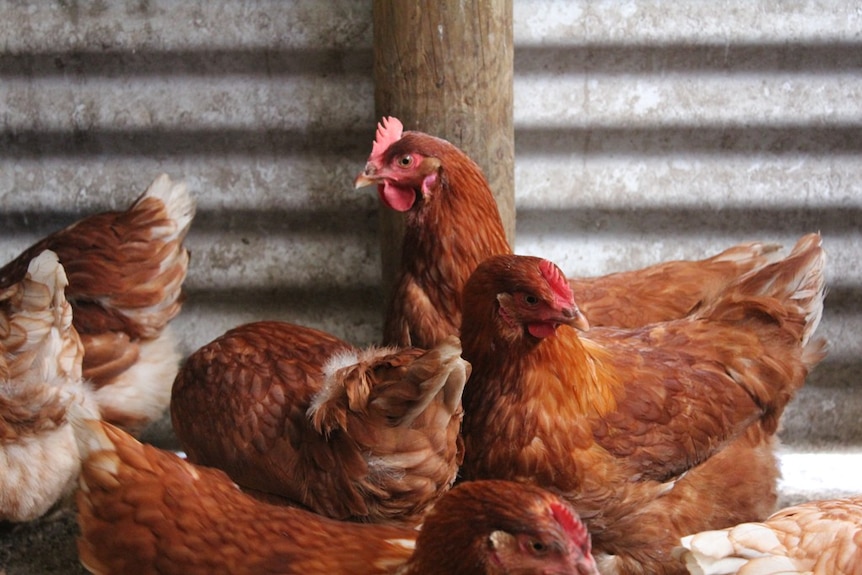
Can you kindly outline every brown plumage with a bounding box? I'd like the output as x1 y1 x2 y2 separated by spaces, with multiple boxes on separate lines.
171 321 469 526
0 250 99 521
354 118 805 566
354 116 783 349
75 418 417 575
457 234 827 575
399 479 599 575
355 117 817 573
0 174 194 432
75 418 597 575
676 495 862 574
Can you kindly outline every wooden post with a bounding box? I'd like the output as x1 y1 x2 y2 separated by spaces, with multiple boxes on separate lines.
372 0 515 302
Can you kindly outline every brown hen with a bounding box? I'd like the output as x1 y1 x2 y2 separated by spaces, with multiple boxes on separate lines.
676 495 862 574
399 479 599 575
171 321 469 526
354 116 783 349
0 250 99 521
75 418 597 575
0 173 194 432
457 234 827 574
75 418 416 575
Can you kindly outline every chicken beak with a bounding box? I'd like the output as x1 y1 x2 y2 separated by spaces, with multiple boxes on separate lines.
354 163 378 189
562 306 590 332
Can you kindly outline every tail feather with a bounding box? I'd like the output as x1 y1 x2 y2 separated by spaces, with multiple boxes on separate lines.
0 252 100 521
710 240 783 266
305 336 469 525
716 233 826 345
0 177 194 436
135 173 196 243
112 173 195 337
1 250 83 386
309 335 469 433
72 415 158 487
696 234 827 434
376 335 469 428
71 174 194 432
705 233 826 350
0 174 195 341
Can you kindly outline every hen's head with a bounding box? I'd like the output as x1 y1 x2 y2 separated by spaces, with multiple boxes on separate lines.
411 479 598 575
354 116 486 213
463 254 590 344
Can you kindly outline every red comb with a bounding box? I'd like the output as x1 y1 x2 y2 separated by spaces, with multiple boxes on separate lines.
370 116 404 164
551 502 588 544
539 259 574 307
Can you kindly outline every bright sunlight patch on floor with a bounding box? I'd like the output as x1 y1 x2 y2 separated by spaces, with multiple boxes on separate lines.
778 450 862 506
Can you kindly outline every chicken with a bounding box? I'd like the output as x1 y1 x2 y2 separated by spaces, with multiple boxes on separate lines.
1 250 99 521
171 321 469 526
75 418 416 575
76 417 597 575
676 495 862 575
0 173 194 433
399 478 599 575
354 116 783 349
456 234 827 575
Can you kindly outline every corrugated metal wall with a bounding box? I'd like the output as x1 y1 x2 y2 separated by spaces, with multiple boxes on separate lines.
1 0 859 474
0 0 383 355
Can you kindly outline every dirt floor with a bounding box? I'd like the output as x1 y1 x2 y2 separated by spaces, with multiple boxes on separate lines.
0 414 179 575
0 507 86 575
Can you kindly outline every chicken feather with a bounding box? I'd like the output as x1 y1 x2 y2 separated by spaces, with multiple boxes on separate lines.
171 322 469 526
676 495 862 575
74 418 417 575
398 479 599 575
75 417 599 575
0 174 194 432
0 250 99 521
355 117 819 573
458 234 826 575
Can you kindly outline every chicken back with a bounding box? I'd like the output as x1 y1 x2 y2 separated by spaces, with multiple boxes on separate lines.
75 418 417 575
171 321 469 526
0 173 195 432
676 495 862 575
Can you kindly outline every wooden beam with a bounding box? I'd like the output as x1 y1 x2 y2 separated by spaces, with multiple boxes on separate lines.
372 0 515 303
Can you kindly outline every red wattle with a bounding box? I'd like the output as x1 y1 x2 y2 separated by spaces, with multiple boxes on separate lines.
378 183 416 212
527 322 558 339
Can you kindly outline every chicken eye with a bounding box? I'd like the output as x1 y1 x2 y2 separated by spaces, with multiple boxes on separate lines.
529 540 547 555
524 294 539 306
397 155 414 167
